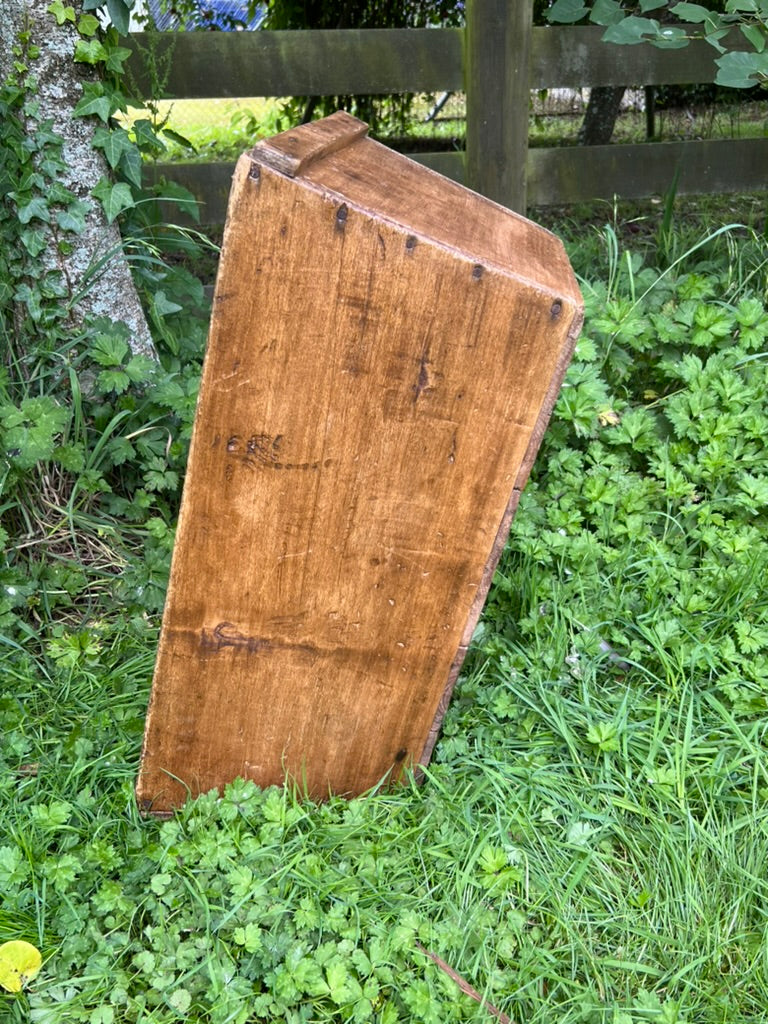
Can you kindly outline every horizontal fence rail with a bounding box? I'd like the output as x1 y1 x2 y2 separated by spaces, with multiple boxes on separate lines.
127 22 766 217
128 28 464 97
528 138 768 205
127 25 745 98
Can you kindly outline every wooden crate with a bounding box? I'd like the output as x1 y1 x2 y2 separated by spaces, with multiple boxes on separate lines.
136 112 583 813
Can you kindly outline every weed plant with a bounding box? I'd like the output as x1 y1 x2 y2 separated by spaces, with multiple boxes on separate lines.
3 124 768 1019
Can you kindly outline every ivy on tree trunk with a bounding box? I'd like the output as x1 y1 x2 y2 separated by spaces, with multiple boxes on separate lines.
0 0 157 360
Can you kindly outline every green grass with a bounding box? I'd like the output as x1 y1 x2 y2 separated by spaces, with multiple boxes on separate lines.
4 619 768 1021
3 188 768 1021
124 96 283 158
140 92 768 165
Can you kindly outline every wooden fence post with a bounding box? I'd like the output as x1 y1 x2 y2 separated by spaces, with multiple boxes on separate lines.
465 0 532 213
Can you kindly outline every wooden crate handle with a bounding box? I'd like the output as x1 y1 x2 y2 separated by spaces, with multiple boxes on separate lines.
251 110 369 178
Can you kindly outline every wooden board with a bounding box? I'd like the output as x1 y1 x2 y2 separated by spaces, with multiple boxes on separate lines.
125 24 734 101
126 28 464 99
527 137 768 205
136 112 583 813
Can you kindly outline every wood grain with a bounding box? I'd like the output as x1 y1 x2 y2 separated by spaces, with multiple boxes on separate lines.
137 114 582 813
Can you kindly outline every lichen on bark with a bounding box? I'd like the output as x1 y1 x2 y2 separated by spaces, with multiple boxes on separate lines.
0 0 157 360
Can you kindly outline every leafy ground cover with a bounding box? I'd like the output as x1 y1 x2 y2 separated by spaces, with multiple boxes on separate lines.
3 187 768 1022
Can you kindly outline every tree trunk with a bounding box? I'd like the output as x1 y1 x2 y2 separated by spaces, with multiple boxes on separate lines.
0 0 157 360
578 85 626 146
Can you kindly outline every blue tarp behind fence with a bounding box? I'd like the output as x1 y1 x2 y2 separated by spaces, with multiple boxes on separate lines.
147 0 265 30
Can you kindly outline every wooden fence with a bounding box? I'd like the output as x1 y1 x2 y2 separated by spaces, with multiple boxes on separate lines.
126 2 768 220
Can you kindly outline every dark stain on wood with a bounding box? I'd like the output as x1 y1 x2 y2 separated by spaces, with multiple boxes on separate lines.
413 351 431 402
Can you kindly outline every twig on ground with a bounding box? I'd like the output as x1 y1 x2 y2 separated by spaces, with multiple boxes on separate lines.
414 941 514 1024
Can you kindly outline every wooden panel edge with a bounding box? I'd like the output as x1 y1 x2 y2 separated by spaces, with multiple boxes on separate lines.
418 296 584 769
251 111 369 178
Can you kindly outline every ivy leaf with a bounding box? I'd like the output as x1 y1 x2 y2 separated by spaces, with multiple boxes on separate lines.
638 0 668 9
20 228 47 256
74 38 108 65
73 83 113 122
92 125 134 170
56 201 88 234
547 0 589 22
91 179 135 223
118 145 142 189
48 181 77 205
704 28 731 52
106 0 131 35
13 283 44 323
77 12 100 35
104 45 132 74
132 118 165 155
47 0 76 23
17 197 50 224
153 290 183 317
